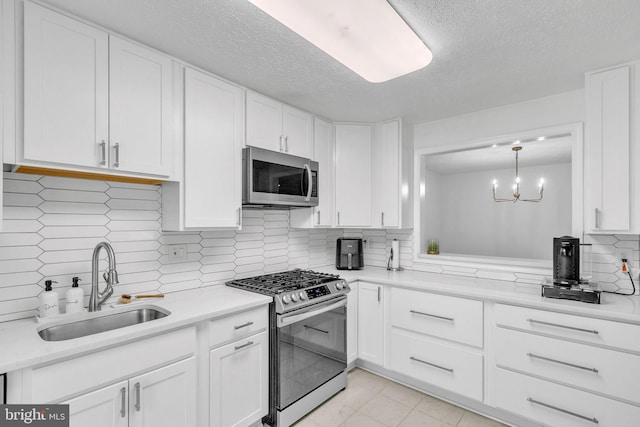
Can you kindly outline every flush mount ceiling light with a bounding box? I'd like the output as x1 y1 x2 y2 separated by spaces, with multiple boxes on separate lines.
247 0 433 83
492 146 544 203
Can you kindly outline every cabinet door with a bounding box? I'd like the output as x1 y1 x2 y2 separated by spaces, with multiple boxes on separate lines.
64 381 129 427
357 282 384 365
372 120 400 228
313 118 335 227
347 282 359 364
23 2 109 168
282 105 313 157
128 358 197 427
586 66 631 231
210 331 269 427
184 67 243 228
109 36 173 176
246 91 283 152
335 124 372 227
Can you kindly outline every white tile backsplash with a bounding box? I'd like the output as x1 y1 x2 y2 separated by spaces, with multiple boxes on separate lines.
2 171 638 322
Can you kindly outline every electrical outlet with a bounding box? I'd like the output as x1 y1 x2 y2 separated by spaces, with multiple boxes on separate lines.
615 249 633 268
168 244 187 262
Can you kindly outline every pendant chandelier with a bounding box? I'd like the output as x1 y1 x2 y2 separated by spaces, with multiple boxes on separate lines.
492 146 544 203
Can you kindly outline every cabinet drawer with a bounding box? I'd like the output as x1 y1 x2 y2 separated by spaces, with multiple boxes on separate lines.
389 330 483 401
31 326 196 403
495 304 640 353
495 327 640 404
391 288 483 347
494 368 640 427
210 305 268 348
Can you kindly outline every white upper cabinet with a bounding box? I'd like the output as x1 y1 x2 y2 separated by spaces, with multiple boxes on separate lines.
108 36 173 176
162 67 244 231
290 117 335 228
335 124 372 227
585 63 638 233
24 1 109 168
246 91 313 158
372 120 401 228
23 2 173 178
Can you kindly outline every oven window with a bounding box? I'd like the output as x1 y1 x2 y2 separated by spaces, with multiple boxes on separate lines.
253 160 307 197
278 304 347 410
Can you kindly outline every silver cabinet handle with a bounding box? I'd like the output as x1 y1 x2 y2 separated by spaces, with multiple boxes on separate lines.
234 340 254 351
527 397 598 424
304 324 329 334
410 356 454 373
120 387 126 418
237 208 242 227
284 136 289 152
377 286 381 302
99 140 107 165
317 210 321 225
381 212 384 227
337 211 340 226
134 382 141 412
410 310 454 322
234 321 254 330
113 143 120 167
527 353 599 373
526 318 599 335
594 208 599 229
279 136 284 152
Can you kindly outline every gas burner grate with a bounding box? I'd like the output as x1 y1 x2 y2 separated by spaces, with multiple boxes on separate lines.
226 269 340 295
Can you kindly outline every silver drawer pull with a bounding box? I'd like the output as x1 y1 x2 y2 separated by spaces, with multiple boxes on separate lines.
304 324 329 334
134 382 141 412
410 310 454 322
234 340 254 351
527 397 598 424
526 318 599 335
234 321 254 330
527 353 599 373
410 356 454 373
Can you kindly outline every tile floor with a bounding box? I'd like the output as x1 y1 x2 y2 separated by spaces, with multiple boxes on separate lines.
294 368 507 427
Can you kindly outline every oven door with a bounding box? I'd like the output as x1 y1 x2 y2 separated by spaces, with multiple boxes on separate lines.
276 296 347 411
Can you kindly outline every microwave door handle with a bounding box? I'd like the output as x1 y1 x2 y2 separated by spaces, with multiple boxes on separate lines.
303 164 312 202
278 297 347 327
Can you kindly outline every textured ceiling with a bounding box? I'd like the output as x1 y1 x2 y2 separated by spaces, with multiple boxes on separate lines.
40 0 640 124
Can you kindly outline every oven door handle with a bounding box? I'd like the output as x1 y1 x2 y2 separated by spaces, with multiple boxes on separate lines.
278 297 347 327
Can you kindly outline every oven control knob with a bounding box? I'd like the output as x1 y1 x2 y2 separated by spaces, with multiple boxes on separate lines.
282 295 291 304
336 282 344 290
299 291 307 300
291 293 298 302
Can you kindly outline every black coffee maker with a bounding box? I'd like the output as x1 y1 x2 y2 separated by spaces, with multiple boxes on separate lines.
544 236 601 304
553 236 580 287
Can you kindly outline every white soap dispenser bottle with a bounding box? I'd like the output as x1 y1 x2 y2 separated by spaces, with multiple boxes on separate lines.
65 276 84 314
39 280 59 318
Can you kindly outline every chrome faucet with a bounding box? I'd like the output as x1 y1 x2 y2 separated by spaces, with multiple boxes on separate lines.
89 242 119 312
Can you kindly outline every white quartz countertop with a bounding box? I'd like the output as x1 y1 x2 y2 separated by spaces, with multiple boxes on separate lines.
315 266 640 324
0 286 271 373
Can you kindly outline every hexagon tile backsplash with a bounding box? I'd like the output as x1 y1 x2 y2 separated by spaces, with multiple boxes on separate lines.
0 172 637 322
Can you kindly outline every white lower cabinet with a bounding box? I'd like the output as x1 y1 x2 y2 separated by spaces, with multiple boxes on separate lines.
494 368 640 427
65 358 197 427
357 281 384 365
209 331 268 427
346 282 358 365
65 381 129 427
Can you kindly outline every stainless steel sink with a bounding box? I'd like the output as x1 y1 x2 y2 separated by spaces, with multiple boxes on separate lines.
37 305 170 341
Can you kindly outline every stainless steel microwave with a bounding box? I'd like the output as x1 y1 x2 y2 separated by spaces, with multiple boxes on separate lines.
242 146 319 208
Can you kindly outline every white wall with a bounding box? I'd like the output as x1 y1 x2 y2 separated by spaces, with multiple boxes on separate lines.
414 90 584 149
429 163 572 259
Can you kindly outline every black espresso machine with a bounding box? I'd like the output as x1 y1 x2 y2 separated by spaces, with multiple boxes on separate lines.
542 236 601 304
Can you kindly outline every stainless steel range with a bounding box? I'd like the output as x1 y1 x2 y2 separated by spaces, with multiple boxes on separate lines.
227 269 350 427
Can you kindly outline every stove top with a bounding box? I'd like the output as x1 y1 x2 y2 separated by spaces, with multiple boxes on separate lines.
226 269 349 313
